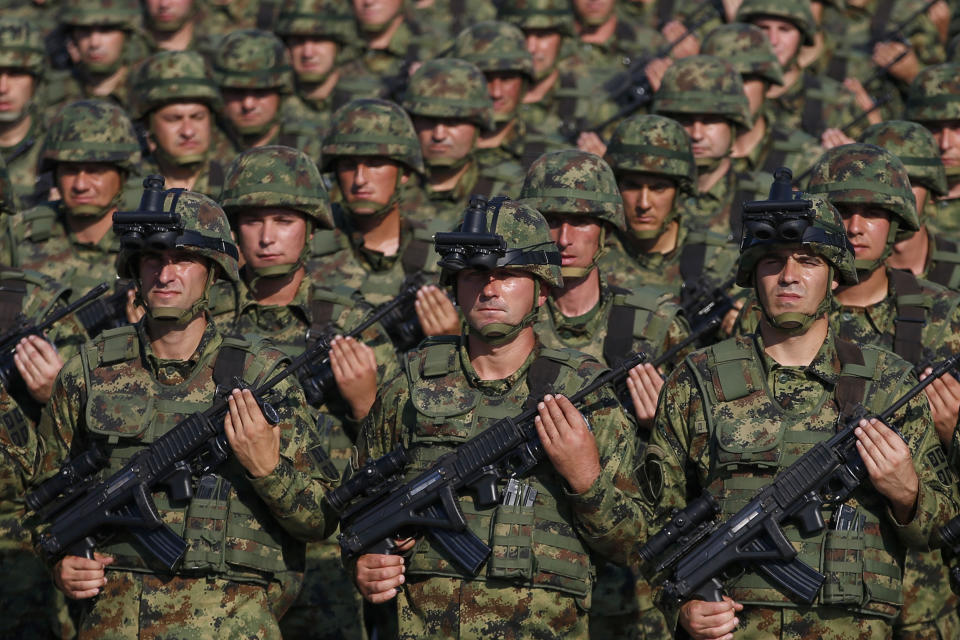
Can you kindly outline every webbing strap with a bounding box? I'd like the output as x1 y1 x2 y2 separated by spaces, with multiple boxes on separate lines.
800 75 824 138
0 277 26 333
889 269 927 366
834 339 867 420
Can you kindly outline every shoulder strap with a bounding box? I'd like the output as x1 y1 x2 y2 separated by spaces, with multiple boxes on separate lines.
869 0 896 42
22 204 58 243
834 339 868 419
800 74 824 138
401 232 431 276
710 338 757 402
888 268 927 365
97 325 139 366
212 342 248 390
764 128 792 175
0 276 27 333
524 355 563 410
206 159 225 192
657 0 677 27
678 241 708 284
603 296 637 368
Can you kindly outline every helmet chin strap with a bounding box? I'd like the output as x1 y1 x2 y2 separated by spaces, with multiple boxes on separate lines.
560 227 606 279
470 280 541 346
153 142 207 168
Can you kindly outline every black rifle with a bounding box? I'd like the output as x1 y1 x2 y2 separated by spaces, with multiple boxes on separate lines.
330 351 647 574
26 281 421 569
72 280 135 339
936 515 960 589
638 352 960 605
679 276 736 342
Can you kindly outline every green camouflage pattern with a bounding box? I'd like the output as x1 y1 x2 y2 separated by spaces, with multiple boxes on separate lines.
402 58 495 131
323 98 426 175
221 145 334 228
130 50 223 120
606 114 697 195
680 168 773 237
38 99 141 175
927 195 960 240
213 29 294 92
764 72 865 140
410 0 498 45
905 63 960 123
734 0 816 45
652 55 752 131
519 149 625 230
701 23 784 86
0 17 45 76
58 0 141 30
949 33 960 62
860 120 948 198
451 20 535 81
496 0 575 35
422 157 524 225
806 143 920 237
333 20 433 104
0 114 43 208
731 118 823 178
275 0 356 44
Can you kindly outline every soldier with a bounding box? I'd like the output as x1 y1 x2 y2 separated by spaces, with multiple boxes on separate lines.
409 0 497 45
352 196 649 639
701 23 823 179
520 148 685 639
212 29 321 163
905 63 960 239
142 0 217 56
34 182 336 638
651 55 771 237
215 145 399 640
0 18 48 207
645 185 959 639
131 50 228 198
402 58 521 225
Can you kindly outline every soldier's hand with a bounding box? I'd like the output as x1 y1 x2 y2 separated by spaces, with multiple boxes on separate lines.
679 596 743 640
535 394 601 494
330 335 378 421
225 388 280 478
660 20 700 58
354 537 416 604
125 287 145 324
721 300 743 337
626 362 663 430
921 366 960 448
855 417 919 524
577 131 607 157
928 0 950 43
644 57 673 93
415 285 460 337
873 41 920 83
842 78 883 126
14 334 65 404
54 552 114 600
821 127 856 150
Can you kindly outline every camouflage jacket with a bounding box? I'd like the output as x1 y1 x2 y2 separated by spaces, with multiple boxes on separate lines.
334 20 434 103
679 167 772 238
0 109 44 207
139 155 230 200
408 0 497 45
766 71 865 140
477 118 567 173
424 159 523 226
731 115 824 179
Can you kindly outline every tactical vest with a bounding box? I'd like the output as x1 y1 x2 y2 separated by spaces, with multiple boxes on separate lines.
77 325 293 583
401 338 600 606
687 336 906 618
603 286 677 366
926 235 960 292
356 226 435 301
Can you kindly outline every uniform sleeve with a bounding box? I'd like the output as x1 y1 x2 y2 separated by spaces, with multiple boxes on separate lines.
32 354 87 487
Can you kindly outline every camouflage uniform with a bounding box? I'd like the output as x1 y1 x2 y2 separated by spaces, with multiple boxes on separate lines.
700 23 823 178
616 0 723 34
131 50 228 200
356 199 649 639
408 0 498 45
644 190 959 639
141 0 220 58
905 64 960 239
32 185 335 639
198 0 280 38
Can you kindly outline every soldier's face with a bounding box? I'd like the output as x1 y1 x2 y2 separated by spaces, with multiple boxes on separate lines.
618 172 677 235
524 29 563 77
676 114 733 162
286 36 338 79
56 162 123 212
235 207 309 268
352 0 403 29
457 268 544 331
752 17 802 68
413 116 477 165
69 26 126 70
839 204 892 262
145 0 194 31
138 248 210 312
548 214 603 271
755 247 832 319
573 0 616 27
486 72 526 120
336 156 405 212
929 119 960 177
0 69 35 121
149 102 211 160
222 88 281 131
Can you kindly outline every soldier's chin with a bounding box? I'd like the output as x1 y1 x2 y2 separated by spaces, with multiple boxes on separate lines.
295 70 332 84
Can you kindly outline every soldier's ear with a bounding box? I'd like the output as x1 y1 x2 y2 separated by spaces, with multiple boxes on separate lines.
65 36 81 65
831 278 839 291
400 170 409 186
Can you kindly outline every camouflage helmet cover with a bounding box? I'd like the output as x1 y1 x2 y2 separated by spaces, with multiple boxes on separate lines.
212 29 293 93
221 145 334 228
59 0 142 30
402 58 495 131
40 99 142 174
497 0 575 36
452 21 535 81
322 98 426 175
735 0 816 46
605 114 697 195
905 63 960 122
131 50 223 120
805 143 919 238
0 18 45 77
275 0 356 43
859 120 948 197
701 23 784 86
519 149 625 230
652 55 752 131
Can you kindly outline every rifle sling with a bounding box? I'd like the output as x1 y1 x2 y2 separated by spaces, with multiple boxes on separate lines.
888 269 926 366
834 339 867 421
0 277 27 333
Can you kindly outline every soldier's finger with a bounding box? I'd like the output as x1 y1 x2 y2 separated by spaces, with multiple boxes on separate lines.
939 372 960 400
226 394 243 438
13 352 35 384
544 394 575 435
240 389 266 425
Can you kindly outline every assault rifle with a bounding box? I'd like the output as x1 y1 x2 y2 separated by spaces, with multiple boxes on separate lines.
72 280 135 339
329 351 647 574
936 514 960 589
638 352 960 605
26 281 421 569
679 275 736 342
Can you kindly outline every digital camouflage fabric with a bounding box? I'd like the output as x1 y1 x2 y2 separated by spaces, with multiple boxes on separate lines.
652 55 752 132
0 17 45 77
213 29 294 93
58 0 142 31
734 0 816 46
605 114 697 196
497 0 575 36
275 0 356 47
402 58 495 131
323 98 426 175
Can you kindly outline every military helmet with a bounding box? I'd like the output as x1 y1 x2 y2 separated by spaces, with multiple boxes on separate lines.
221 145 334 228
59 0 142 30
452 21 535 82
519 149 625 231
652 55 752 131
212 29 293 93
859 120 948 197
322 98 425 175
905 63 960 123
735 0 816 46
701 23 784 86
40 99 141 175
497 0 575 36
275 0 356 43
115 177 240 284
0 18 45 77
402 58 495 131
131 50 222 120
806 143 919 239
605 114 697 195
